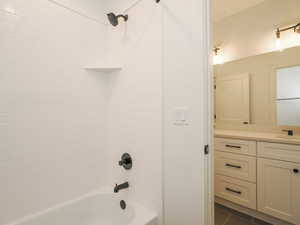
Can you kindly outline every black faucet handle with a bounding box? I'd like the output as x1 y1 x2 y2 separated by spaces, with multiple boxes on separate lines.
282 129 294 136
118 153 132 170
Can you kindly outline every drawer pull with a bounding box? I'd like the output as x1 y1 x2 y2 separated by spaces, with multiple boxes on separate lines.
293 169 299 174
225 144 241 149
226 187 242 195
225 163 241 169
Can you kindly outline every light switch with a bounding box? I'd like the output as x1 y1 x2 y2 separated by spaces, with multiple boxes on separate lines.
174 107 189 126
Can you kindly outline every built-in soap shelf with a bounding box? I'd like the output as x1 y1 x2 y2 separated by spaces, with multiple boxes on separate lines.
84 66 122 72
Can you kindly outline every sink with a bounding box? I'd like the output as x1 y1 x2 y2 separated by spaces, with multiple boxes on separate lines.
276 135 300 140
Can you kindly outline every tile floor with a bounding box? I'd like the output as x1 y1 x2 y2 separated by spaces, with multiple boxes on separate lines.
215 203 272 225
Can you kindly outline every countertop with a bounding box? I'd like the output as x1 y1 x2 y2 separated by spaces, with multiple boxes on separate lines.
215 129 300 145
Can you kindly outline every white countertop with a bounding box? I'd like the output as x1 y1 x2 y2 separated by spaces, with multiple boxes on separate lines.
215 129 300 145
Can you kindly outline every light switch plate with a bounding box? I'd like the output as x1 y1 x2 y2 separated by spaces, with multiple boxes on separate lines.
173 107 189 126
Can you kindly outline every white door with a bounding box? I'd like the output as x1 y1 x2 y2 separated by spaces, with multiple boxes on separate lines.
216 74 250 125
257 158 300 224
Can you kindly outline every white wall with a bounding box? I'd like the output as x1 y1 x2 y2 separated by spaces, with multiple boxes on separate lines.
0 1 109 224
105 0 163 221
214 0 300 63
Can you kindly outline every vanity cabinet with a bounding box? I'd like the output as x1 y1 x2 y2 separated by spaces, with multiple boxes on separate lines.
215 136 300 224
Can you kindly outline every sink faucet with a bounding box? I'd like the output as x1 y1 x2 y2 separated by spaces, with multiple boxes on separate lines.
282 129 294 136
114 182 129 193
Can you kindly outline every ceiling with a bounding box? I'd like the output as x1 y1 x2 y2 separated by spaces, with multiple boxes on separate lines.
213 0 266 22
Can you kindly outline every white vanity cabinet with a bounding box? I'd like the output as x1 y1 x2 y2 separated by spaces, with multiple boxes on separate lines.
257 143 300 224
215 135 300 224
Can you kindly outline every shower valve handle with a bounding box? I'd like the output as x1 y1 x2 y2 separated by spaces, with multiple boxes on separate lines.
118 153 132 170
119 159 130 166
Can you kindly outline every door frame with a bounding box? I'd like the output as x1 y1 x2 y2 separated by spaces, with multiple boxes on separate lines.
205 0 214 224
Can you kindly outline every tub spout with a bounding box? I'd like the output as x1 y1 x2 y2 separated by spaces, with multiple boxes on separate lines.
114 182 129 193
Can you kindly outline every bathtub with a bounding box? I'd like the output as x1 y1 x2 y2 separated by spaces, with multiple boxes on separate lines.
5 192 158 225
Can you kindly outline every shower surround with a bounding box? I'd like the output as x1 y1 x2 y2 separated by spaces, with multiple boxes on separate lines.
0 0 210 225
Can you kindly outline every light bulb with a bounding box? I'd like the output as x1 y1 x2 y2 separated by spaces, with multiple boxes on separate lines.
213 47 224 65
276 38 283 52
213 54 223 65
296 32 300 46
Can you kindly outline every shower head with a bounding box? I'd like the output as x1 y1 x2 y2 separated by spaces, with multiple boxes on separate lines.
107 13 128 27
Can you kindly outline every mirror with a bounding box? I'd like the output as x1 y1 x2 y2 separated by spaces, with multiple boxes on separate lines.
276 65 300 126
214 45 300 132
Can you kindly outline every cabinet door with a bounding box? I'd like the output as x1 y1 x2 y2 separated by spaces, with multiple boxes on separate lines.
216 74 250 125
258 158 300 224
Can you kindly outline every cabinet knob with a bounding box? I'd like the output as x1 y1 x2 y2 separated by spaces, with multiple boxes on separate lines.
293 169 299 174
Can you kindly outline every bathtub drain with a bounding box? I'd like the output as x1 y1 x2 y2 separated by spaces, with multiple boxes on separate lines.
120 200 126 210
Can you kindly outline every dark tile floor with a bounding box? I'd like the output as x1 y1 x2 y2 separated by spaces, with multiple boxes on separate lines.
215 204 272 225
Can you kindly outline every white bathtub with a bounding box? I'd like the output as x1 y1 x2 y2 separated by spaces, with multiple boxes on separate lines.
5 192 158 225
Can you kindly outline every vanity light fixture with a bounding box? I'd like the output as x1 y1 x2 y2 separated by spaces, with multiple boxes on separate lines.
213 47 220 54
295 23 300 33
275 22 300 51
276 28 283 51
213 47 223 65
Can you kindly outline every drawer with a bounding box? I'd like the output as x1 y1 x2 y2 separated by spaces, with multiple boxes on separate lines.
215 151 257 183
215 174 257 210
258 142 300 163
215 138 256 156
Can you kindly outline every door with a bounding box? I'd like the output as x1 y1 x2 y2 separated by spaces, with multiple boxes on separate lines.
257 158 300 224
215 74 250 125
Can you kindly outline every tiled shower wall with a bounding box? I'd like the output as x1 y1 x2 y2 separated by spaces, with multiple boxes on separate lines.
0 1 109 223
